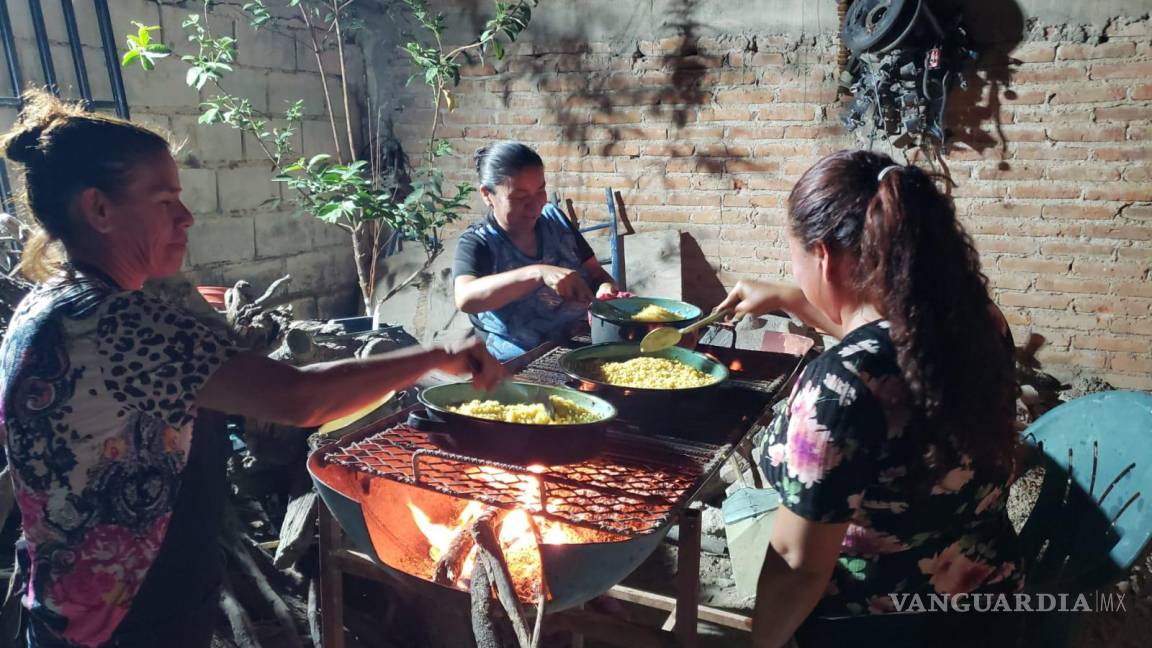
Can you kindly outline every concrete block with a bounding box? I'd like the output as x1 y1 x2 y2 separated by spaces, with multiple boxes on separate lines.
121 58 201 110
301 118 343 160
255 212 315 258
128 112 173 138
295 33 342 74
307 218 349 248
224 67 270 113
179 167 219 215
106 0 162 35
617 230 682 298
84 46 115 101
199 119 246 163
285 249 357 298
268 71 331 118
236 21 297 70
216 165 278 211
187 215 255 265
219 257 288 294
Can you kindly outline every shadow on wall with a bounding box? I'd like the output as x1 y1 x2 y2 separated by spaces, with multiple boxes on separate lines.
944 0 1026 164
459 0 717 161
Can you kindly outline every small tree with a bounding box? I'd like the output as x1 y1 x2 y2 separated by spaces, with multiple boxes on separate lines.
124 0 539 313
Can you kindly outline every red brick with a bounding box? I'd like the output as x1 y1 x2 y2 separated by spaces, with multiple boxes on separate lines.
1111 355 1152 373
1035 277 1111 294
1045 165 1122 182
1047 125 1127 142
1083 185 1152 201
727 126 786 140
754 104 816 121
1089 61 1152 80
1072 334 1149 353
722 159 777 174
661 192 721 207
1039 312 1105 331
694 143 752 157
783 125 841 139
1083 224 1152 241
1057 42 1138 60
637 143 688 156
1049 84 1128 104
751 52 786 66
975 164 1044 180
714 88 777 106
1110 318 1152 335
1122 205 1152 220
562 158 616 173
1121 165 1151 183
997 125 1049 142
1009 144 1090 161
697 107 752 122
1011 43 1056 63
967 201 1043 220
1012 66 1088 84
998 291 1074 309
1116 282 1152 298
1041 201 1119 219
1102 374 1152 391
674 126 725 140
1003 88 1052 105
1094 106 1152 121
1040 241 1117 256
998 257 1072 274
974 237 1038 254
1012 107 1093 123
1105 18 1152 38
1010 183 1082 199
589 110 646 125
1094 147 1152 162
987 274 1034 290
1072 260 1148 279
1034 349 1109 370
776 86 839 103
1133 84 1152 101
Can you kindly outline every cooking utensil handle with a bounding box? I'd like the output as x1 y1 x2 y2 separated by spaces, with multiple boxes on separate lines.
680 307 732 336
406 409 448 432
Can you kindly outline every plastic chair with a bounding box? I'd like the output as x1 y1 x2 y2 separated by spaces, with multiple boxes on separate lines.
552 189 622 287
1017 390 1152 644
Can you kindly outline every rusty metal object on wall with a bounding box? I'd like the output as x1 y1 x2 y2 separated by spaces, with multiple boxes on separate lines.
839 0 978 149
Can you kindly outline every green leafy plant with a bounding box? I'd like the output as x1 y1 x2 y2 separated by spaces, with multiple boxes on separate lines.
124 0 539 313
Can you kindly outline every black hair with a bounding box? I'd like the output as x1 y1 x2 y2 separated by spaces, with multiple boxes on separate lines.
473 141 543 191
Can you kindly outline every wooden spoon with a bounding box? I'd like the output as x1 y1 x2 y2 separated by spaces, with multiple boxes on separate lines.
639 308 732 353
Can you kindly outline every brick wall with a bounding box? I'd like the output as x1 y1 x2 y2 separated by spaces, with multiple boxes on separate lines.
379 13 1152 389
4 0 363 318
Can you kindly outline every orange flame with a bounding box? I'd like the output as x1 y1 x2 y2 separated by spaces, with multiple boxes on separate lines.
407 465 609 601
729 358 744 372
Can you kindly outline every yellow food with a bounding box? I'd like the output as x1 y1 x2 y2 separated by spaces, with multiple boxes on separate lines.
593 357 717 389
449 396 598 424
630 304 681 322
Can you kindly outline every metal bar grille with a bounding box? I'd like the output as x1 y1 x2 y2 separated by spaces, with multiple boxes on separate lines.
0 0 130 211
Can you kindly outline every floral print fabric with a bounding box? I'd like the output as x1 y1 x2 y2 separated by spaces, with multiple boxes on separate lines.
761 320 1022 618
0 271 237 647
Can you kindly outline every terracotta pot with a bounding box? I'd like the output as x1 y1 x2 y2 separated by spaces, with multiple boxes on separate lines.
196 286 228 309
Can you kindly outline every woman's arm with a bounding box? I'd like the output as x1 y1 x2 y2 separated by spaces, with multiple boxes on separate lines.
752 507 849 648
455 265 594 313
716 279 844 338
198 339 506 427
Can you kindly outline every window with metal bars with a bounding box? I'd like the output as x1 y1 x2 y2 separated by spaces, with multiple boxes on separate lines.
0 0 131 209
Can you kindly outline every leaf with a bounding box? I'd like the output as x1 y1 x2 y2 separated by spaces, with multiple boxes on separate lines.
491 39 504 60
121 50 140 67
186 66 202 88
198 107 221 124
307 154 332 169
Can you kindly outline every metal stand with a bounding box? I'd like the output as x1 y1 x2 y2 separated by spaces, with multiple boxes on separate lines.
317 505 752 648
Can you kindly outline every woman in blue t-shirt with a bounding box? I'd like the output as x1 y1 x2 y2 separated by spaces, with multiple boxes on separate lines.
453 142 618 361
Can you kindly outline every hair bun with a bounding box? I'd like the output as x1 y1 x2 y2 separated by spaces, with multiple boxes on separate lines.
473 146 490 176
3 126 45 165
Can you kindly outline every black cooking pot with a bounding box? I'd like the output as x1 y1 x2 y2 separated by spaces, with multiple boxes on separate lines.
408 381 617 465
588 297 702 345
557 343 729 425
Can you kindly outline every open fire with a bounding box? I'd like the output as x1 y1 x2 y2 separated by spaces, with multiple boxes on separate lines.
405 465 618 602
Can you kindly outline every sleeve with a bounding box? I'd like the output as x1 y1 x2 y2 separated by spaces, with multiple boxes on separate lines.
453 230 493 279
94 291 239 428
760 359 883 523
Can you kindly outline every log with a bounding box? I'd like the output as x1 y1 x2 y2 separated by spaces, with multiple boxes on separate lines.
434 520 478 585
220 572 264 648
471 514 534 648
274 491 318 570
469 554 501 648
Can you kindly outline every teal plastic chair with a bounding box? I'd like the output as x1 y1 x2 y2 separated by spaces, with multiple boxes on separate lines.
1017 390 1152 644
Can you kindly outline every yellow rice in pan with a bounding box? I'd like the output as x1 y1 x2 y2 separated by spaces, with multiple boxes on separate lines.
449 396 598 425
593 357 717 389
630 304 682 322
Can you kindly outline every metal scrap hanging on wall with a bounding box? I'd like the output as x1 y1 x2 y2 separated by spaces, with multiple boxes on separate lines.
839 0 978 149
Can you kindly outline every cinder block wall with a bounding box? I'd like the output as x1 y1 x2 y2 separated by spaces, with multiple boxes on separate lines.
371 3 1152 390
2 0 362 318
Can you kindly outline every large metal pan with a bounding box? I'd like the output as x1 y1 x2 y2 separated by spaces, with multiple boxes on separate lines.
408 381 617 465
588 297 702 345
557 343 730 426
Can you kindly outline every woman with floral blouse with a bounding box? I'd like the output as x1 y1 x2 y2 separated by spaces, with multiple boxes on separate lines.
718 151 1021 647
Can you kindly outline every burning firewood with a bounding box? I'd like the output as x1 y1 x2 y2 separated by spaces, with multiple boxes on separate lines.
470 511 541 648
434 510 485 585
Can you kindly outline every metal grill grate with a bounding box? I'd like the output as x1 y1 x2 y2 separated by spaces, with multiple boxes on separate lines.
318 341 798 537
321 425 718 536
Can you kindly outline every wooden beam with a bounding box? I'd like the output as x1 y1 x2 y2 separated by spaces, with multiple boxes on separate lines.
674 508 701 648
318 506 345 648
547 608 676 648
606 586 753 632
